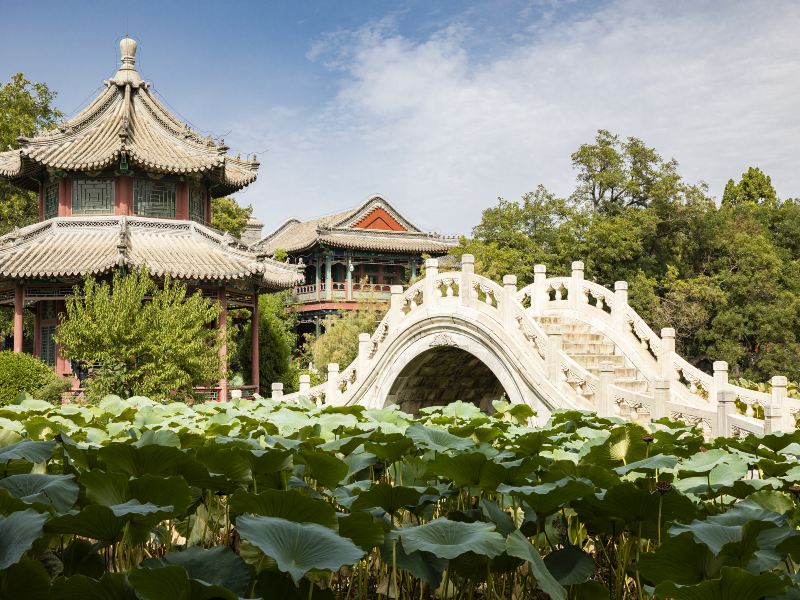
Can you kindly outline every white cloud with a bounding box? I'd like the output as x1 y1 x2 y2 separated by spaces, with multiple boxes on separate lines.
239 0 800 236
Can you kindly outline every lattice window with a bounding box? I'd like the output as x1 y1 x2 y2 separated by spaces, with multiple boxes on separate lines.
40 325 57 367
134 179 176 218
189 182 207 223
44 182 59 219
72 179 114 215
41 300 56 320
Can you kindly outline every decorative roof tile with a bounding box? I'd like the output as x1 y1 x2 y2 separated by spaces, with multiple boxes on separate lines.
253 195 456 255
0 216 302 289
0 38 258 196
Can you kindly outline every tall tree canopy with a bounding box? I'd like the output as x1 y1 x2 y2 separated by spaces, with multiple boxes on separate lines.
453 130 800 382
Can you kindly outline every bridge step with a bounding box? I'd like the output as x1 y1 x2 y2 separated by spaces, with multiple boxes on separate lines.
587 366 639 379
571 354 626 367
563 342 617 354
614 378 650 393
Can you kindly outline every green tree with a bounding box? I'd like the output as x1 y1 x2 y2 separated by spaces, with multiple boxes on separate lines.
455 128 800 383
450 185 584 286
211 197 253 237
570 129 685 214
0 73 62 235
239 291 300 393
304 302 384 376
722 167 778 207
56 269 222 401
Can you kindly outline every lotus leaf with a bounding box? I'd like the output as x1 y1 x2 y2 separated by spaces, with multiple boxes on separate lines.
398 518 505 560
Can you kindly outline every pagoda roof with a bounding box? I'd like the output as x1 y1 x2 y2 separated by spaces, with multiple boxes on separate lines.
0 216 302 289
0 38 258 196
253 195 457 256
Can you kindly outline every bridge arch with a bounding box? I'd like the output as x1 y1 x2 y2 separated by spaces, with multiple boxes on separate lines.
386 345 506 414
355 314 546 415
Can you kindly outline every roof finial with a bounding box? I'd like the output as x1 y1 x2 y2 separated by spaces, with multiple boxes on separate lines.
110 37 142 87
120 37 137 67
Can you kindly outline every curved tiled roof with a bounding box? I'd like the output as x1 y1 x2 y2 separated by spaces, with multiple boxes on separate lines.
253 195 457 256
0 216 302 289
0 38 258 196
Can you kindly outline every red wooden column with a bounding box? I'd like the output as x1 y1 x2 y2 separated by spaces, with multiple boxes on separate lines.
13 285 23 353
218 288 228 402
251 292 260 394
176 182 189 219
115 176 133 215
58 177 71 216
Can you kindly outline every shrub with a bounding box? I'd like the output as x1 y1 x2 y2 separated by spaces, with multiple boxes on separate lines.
36 377 71 404
0 350 59 405
56 269 223 402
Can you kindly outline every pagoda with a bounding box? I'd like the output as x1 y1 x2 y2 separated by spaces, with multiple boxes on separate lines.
0 37 302 399
252 195 456 336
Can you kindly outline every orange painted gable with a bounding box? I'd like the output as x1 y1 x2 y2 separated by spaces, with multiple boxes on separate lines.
352 207 407 231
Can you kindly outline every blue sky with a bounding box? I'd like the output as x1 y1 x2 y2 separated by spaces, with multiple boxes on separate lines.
1 1 799 235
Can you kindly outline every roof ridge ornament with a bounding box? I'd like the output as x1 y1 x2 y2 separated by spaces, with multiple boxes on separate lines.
111 37 143 87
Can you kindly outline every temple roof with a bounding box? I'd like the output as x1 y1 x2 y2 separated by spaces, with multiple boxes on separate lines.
253 195 457 256
0 38 258 196
0 216 302 289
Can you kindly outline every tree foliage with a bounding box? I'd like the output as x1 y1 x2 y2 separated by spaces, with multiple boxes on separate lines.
56 269 222 401
453 131 800 381
211 197 253 238
0 351 61 405
304 302 384 376
239 291 301 393
0 73 62 235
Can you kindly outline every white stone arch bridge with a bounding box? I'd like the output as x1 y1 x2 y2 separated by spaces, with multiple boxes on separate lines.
273 256 799 436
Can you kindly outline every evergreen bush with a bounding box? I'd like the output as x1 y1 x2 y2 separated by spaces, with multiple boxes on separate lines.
0 350 60 405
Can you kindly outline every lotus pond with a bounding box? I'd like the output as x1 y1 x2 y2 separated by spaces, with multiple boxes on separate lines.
0 395 799 599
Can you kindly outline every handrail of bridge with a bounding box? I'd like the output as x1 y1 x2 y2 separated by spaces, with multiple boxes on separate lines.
272 255 798 436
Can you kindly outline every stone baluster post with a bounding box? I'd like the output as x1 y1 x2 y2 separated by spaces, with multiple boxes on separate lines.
613 281 628 333
570 261 584 308
715 390 736 437
460 254 474 308
532 264 547 316
653 378 670 421
388 285 404 329
765 375 787 433
299 374 311 394
271 382 283 400
712 361 728 408
659 328 676 380
326 363 340 405
423 258 439 309
597 362 615 417
548 325 563 387
358 332 371 379
502 275 517 328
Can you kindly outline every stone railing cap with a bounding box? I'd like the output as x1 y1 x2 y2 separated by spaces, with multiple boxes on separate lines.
503 274 517 285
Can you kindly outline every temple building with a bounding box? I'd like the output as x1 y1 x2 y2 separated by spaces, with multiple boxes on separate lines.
252 196 456 336
0 38 302 399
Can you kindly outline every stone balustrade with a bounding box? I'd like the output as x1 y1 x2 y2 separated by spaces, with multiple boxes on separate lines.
269 256 798 436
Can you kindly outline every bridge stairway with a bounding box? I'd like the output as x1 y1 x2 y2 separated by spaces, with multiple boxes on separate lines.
537 316 650 394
